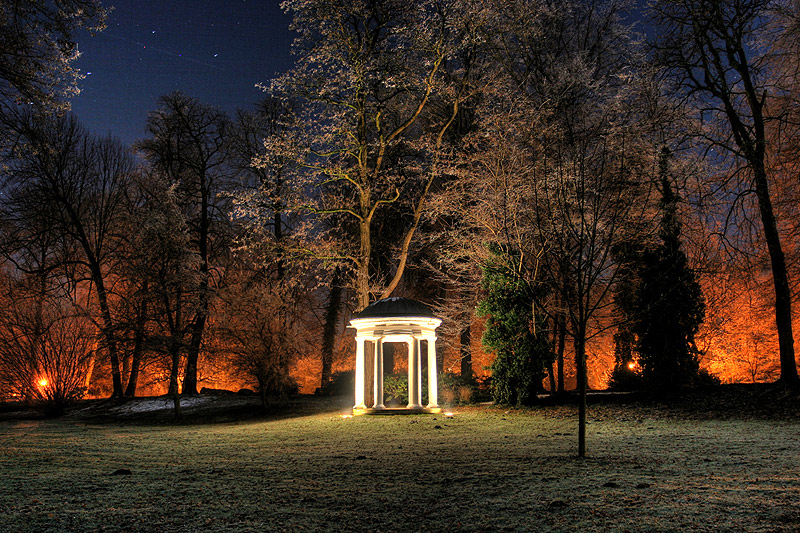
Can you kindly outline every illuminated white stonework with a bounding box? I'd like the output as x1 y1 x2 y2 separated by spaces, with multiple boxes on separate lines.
349 297 442 415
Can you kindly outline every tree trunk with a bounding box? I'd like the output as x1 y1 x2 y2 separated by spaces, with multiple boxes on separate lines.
687 6 800 385
122 351 130 388
182 311 206 396
171 390 182 422
124 350 141 398
575 331 587 458
752 166 798 384
258 375 269 408
124 291 148 397
357 218 371 311
183 166 211 396
460 326 472 380
168 336 181 397
93 271 124 398
320 269 342 391
557 315 566 394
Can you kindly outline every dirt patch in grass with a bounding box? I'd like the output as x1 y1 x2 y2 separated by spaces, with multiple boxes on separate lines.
1 386 798 532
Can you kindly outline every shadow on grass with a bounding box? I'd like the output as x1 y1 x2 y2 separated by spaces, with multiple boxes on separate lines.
1 394 356 426
3 382 797 426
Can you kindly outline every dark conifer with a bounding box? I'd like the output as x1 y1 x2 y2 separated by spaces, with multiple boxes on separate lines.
633 148 705 393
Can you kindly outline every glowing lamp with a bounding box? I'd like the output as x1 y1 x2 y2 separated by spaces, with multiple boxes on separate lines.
627 362 636 371
38 379 49 387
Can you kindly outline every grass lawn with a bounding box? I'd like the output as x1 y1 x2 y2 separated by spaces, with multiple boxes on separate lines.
1 396 799 532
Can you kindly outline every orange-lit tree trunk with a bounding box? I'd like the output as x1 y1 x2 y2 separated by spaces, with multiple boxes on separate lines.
556 313 566 394
124 283 148 397
574 324 588 458
183 168 210 396
89 263 124 397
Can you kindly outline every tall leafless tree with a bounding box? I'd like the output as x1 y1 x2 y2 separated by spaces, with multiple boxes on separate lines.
651 0 799 385
136 92 233 395
270 0 484 311
0 112 135 397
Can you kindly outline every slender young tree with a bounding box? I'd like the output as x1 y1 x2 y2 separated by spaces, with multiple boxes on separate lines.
478 0 647 457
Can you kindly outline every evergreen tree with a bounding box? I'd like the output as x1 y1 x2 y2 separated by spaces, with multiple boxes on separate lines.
477 245 553 406
633 148 705 392
608 240 645 391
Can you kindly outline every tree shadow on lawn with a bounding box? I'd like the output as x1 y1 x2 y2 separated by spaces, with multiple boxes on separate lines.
3 382 796 426
2 393 356 426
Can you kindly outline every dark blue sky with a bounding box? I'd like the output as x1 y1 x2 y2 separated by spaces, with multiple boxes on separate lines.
71 0 295 147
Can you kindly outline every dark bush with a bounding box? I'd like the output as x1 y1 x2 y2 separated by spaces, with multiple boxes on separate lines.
438 372 477 406
607 364 645 391
318 370 354 397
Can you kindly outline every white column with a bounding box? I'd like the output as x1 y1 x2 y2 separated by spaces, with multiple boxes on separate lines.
373 337 384 409
426 336 438 408
354 336 366 409
407 337 421 408
415 338 423 407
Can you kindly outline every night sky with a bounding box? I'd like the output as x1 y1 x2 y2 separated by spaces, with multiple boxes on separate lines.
71 0 295 147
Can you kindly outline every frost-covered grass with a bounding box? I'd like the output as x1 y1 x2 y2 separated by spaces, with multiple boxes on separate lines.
1 401 798 532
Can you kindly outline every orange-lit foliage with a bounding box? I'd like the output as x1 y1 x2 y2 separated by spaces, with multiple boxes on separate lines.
82 265 798 399
696 271 783 384
437 315 616 392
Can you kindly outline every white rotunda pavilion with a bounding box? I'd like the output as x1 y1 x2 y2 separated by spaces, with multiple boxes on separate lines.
349 297 442 415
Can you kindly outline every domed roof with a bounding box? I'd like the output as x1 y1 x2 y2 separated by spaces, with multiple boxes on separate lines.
354 297 438 319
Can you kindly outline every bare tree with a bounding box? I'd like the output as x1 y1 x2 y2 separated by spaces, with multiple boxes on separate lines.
0 271 95 411
449 0 651 456
216 260 314 406
270 0 483 310
136 92 233 395
0 112 136 398
650 0 799 385
0 0 106 114
129 172 202 417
